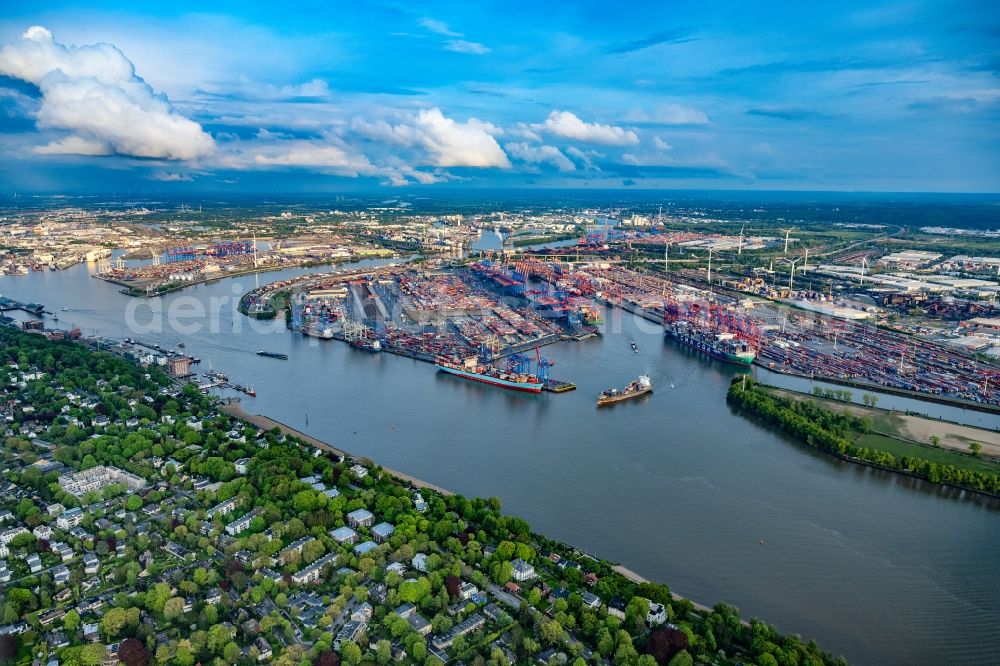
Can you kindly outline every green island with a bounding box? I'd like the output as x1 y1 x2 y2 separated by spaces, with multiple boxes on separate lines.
727 379 1000 496
0 328 846 666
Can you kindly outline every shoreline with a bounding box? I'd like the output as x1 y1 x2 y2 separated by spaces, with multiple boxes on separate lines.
220 402 454 497
220 401 738 621
755 366 1000 416
610 565 735 622
96 253 398 298
593 280 1000 417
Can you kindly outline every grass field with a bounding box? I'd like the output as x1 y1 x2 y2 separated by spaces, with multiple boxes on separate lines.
856 433 1000 475
764 386 1000 475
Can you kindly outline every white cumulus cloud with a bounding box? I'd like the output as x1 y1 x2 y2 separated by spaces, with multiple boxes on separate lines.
505 142 575 171
0 26 214 160
539 110 638 146
352 108 510 168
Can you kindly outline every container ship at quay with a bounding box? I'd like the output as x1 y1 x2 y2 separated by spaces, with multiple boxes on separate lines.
435 358 544 393
597 374 652 406
664 320 756 366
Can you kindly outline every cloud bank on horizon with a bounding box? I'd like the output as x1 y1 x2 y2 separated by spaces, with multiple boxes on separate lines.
0 0 996 192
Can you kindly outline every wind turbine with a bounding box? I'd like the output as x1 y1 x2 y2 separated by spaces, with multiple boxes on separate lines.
738 224 745 255
784 257 801 291
860 256 868 285
780 227 795 254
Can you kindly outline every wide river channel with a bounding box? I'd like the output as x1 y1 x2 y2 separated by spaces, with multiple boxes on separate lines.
2 256 998 666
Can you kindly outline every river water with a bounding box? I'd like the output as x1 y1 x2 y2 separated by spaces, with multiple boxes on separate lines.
2 258 999 666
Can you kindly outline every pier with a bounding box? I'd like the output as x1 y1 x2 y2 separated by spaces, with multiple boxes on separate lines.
0 296 46 316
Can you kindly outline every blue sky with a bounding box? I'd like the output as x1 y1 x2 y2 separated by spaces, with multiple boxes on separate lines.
0 1 997 192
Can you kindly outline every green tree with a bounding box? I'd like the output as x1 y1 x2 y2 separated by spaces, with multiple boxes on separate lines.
64 609 81 633
163 596 185 620
100 607 128 639
223 643 241 664
667 650 693 666
614 630 638 664
625 596 648 634
375 639 391 664
174 646 194 666
339 642 362 666
145 583 171 614
539 619 564 646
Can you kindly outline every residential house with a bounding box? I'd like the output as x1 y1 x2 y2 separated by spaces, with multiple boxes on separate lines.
254 637 272 661
291 553 337 585
279 536 314 562
206 498 238 519
56 507 84 529
371 522 395 543
394 603 416 619
58 466 146 497
82 552 100 575
225 511 256 536
407 613 432 636
412 552 428 572
353 541 377 557
351 602 373 623
510 558 536 582
346 509 374 528
647 601 668 627
26 553 42 573
334 620 366 649
330 526 358 544
431 613 485 650
52 565 70 585
2 526 30 544
459 582 479 601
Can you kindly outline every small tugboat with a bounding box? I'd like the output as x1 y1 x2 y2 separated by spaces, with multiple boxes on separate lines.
630 340 639 353
597 374 652 407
